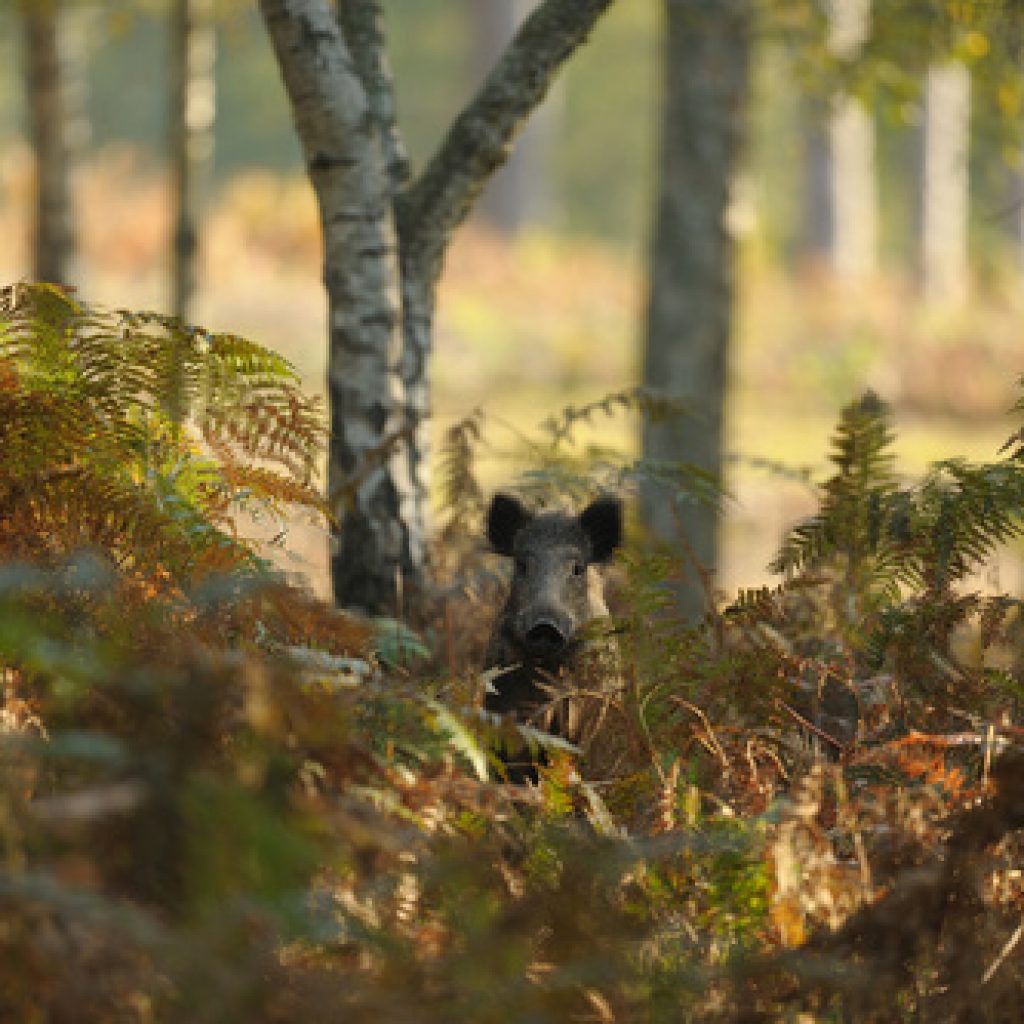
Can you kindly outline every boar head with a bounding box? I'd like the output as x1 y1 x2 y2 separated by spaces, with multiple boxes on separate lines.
487 492 622 664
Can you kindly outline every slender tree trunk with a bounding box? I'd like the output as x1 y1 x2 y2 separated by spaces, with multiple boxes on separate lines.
802 94 832 267
1005 159 1024 278
22 0 84 286
259 0 411 614
920 60 971 306
169 0 216 324
467 0 560 234
640 0 751 621
802 0 876 281
395 0 617 600
827 0 876 283
829 95 876 281
261 0 616 612
334 1 428 594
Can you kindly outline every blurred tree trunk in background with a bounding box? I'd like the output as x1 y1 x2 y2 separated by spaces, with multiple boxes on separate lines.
169 0 216 323
1007 160 1024 276
21 0 88 285
920 59 970 306
827 0 876 283
259 0 616 613
802 0 876 281
802 94 832 267
640 0 750 621
467 0 561 234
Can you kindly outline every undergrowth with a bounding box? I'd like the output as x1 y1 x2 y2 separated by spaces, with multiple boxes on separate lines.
3 284 1024 1021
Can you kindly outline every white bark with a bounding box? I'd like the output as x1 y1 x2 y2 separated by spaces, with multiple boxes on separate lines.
260 0 412 613
261 0 618 611
335 0 408 190
170 0 216 324
921 60 971 306
829 94 877 281
825 0 867 61
804 0 877 281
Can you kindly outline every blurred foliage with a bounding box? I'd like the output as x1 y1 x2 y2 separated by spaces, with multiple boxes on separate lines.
5 300 1024 1016
7 0 1024 255
424 380 1024 1018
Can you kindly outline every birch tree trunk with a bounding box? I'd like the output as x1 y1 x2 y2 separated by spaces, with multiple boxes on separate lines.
22 0 85 286
169 0 216 324
640 0 751 622
827 0 876 283
802 0 876 281
802 95 832 267
829 98 876 281
920 60 971 306
259 0 410 614
260 0 616 612
1006 160 1024 278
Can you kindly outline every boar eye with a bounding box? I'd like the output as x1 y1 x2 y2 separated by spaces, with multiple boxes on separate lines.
571 560 585 577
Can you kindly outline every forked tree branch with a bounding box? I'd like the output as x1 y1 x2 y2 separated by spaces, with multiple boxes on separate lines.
396 0 617 279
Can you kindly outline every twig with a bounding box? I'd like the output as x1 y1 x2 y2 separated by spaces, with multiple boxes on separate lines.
983 919 1024 985
673 698 730 767
774 698 845 751
329 422 415 515
396 0 617 280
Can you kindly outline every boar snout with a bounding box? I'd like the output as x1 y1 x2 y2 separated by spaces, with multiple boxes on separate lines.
522 615 571 659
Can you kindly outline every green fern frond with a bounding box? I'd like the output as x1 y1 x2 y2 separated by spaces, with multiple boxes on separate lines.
770 392 902 583
2 282 324 481
910 460 1024 592
0 283 325 585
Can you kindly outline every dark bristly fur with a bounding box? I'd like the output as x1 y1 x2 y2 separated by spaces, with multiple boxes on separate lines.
483 492 622 782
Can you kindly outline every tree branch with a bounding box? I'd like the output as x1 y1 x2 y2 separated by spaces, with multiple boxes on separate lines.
396 0 616 279
335 0 410 191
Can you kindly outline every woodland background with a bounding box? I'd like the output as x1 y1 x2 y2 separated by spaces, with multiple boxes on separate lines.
4 1 1024 1021
3 0 1023 598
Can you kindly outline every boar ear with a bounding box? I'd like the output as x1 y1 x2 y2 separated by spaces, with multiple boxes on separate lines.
580 495 622 563
487 493 532 556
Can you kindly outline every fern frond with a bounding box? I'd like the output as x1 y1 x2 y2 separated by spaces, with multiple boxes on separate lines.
770 393 901 584
911 460 1024 591
2 282 325 485
437 409 486 539
0 283 326 587
540 387 695 451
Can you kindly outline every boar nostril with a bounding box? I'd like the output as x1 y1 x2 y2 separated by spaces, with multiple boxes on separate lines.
524 620 567 656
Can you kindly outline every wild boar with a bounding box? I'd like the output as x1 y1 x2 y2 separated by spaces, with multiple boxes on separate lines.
482 491 623 781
